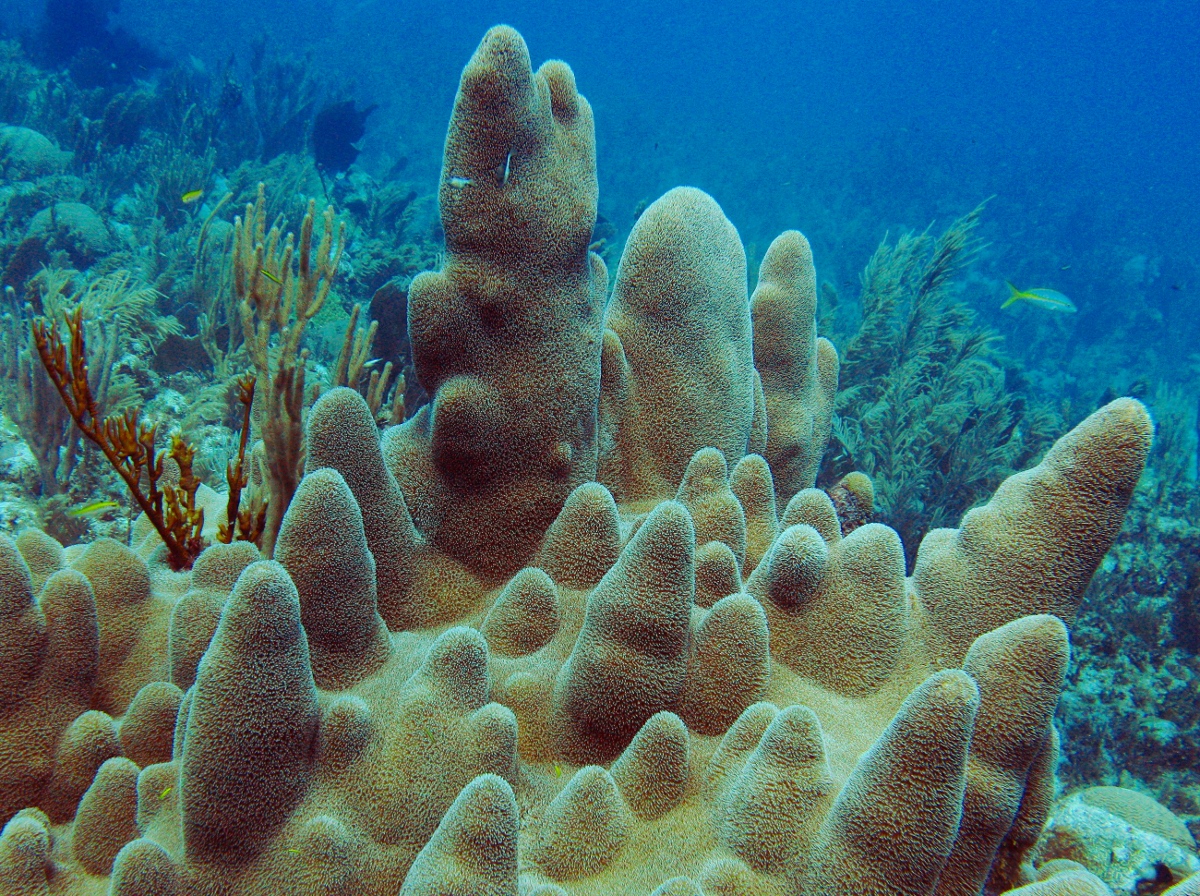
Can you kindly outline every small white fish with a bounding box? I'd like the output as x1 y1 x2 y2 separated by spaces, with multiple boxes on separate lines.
447 176 473 189
494 151 512 186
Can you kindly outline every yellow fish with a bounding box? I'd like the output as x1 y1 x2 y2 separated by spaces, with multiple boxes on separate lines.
553 763 563 778
260 268 283 286
67 500 119 518
159 785 173 800
1001 281 1077 313
181 189 204 204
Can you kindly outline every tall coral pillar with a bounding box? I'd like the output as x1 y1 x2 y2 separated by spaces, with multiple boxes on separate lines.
384 25 607 583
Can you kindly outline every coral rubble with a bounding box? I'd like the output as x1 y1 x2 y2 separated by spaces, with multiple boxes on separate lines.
0 22 1195 896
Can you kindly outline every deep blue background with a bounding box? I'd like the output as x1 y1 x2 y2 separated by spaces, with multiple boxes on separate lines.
8 0 1199 367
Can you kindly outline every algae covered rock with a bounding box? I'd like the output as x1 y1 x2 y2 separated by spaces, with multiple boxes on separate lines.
26 202 113 265
1035 791 1200 895
0 125 72 179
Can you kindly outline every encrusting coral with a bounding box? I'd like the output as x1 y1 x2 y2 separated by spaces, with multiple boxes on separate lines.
0 22 1194 896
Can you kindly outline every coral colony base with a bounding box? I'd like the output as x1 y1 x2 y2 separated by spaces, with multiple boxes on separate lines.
0 23 1195 896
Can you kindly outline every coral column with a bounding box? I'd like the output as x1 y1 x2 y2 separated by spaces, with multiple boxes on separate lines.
384 26 608 583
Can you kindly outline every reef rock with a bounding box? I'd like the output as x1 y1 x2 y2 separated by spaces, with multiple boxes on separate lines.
0 124 73 179
1035 791 1200 895
26 201 114 266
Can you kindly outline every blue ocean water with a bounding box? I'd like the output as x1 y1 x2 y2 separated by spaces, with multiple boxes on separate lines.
51 0 1188 375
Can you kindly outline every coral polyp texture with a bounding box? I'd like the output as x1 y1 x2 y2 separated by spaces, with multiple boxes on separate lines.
0 22 1191 896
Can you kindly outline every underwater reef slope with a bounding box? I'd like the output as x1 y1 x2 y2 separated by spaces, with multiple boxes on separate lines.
0 23 1192 896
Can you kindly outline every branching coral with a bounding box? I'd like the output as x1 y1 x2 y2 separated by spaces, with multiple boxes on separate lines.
0 283 79 496
37 267 183 352
331 301 405 424
0 23 1191 896
192 190 242 375
247 39 320 161
215 373 265 546
1 267 167 501
32 308 205 569
232 181 346 555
